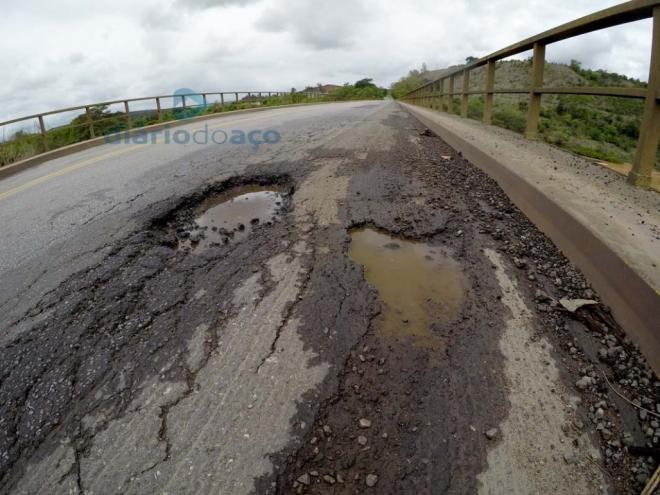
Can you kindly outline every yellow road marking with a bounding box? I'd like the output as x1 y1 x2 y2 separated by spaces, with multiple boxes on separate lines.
0 146 140 201
0 107 309 201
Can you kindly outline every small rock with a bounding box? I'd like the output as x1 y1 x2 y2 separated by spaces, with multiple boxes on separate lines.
357 435 368 446
485 428 499 440
563 451 578 464
323 475 336 485
359 418 372 429
575 376 593 390
365 474 378 487
297 474 310 486
535 289 552 302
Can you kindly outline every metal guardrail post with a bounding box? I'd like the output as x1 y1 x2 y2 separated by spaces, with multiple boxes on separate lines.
438 79 444 111
220 93 225 109
156 97 162 122
235 92 239 105
85 106 95 138
461 69 470 117
525 42 545 139
431 82 437 110
124 100 131 129
202 94 207 107
448 76 455 113
628 5 660 188
38 115 48 151
181 95 187 109
483 60 496 124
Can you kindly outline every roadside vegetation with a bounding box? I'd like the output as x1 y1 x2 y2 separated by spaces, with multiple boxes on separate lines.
392 60 658 170
0 78 386 168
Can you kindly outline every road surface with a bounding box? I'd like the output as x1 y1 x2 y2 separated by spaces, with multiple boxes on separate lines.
0 101 656 494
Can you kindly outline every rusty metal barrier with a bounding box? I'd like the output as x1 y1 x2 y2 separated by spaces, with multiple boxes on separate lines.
401 0 660 188
0 90 328 167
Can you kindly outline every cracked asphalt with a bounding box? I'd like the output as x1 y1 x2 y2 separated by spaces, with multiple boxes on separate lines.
0 101 657 494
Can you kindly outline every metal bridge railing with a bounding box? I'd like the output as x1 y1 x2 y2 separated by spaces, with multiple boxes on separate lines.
0 90 329 167
401 0 660 188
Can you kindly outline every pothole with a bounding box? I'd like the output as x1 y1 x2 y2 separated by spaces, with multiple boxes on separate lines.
348 227 465 351
178 184 287 251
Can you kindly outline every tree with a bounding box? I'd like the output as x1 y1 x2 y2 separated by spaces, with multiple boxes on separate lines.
465 56 478 64
355 78 376 89
390 70 427 99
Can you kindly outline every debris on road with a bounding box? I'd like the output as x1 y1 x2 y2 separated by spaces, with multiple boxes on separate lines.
485 428 499 440
558 298 598 312
365 473 379 487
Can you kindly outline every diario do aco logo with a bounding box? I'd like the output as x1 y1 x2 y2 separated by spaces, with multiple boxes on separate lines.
104 88 281 150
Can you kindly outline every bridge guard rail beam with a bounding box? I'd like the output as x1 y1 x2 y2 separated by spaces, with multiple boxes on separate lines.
401 1 660 189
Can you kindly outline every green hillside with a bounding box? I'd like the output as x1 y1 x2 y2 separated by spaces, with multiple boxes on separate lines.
392 60 657 169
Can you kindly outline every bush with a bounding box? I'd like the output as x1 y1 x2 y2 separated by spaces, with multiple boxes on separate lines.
493 107 527 134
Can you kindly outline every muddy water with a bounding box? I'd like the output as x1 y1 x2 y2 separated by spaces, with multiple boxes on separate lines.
184 185 285 251
348 228 465 351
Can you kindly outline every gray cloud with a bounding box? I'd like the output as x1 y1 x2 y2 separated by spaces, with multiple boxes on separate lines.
140 8 181 31
255 0 369 49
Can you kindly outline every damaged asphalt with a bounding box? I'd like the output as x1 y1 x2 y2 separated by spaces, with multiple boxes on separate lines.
0 101 658 494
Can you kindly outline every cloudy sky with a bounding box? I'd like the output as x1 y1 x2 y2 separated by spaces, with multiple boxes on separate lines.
0 0 653 125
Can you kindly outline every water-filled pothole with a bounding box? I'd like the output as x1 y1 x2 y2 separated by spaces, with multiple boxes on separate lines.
348 228 465 351
179 185 286 251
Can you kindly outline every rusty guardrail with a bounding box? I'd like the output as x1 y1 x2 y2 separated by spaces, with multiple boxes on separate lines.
0 90 328 167
401 0 660 188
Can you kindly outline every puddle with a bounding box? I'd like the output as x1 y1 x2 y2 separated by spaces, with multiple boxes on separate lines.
180 185 286 251
348 228 465 351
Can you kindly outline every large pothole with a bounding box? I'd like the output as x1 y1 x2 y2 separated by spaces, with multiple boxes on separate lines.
176 184 288 251
348 227 465 352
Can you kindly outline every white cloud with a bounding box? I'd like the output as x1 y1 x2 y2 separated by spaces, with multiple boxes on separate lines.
0 0 653 124
177 0 261 9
